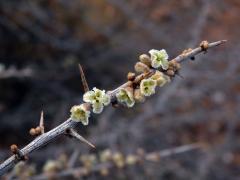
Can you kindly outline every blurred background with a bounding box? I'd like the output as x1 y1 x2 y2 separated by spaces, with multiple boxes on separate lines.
0 0 239 179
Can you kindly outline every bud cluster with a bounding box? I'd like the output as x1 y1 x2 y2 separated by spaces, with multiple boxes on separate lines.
116 49 173 107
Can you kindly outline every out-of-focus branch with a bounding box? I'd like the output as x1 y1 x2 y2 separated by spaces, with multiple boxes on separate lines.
32 143 203 179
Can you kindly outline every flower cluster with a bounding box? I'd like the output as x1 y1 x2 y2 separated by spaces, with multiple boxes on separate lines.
149 49 169 69
83 88 110 114
70 48 172 124
70 104 90 125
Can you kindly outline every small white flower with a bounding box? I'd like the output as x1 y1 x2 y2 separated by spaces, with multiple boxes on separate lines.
70 104 90 125
140 78 157 96
116 88 135 108
149 49 169 69
83 88 110 114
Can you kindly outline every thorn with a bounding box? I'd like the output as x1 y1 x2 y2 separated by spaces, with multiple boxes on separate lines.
39 110 45 134
78 64 89 93
68 128 95 148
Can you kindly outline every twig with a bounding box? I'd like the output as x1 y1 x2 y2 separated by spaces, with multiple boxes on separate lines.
0 40 225 176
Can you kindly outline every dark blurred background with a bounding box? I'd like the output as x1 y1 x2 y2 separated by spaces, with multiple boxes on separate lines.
0 0 240 179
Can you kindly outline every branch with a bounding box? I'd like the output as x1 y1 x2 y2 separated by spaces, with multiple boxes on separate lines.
0 40 226 176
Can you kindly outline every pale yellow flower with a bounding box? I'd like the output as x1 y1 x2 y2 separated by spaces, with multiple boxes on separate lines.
70 104 90 125
83 87 110 114
140 78 157 96
149 49 169 69
116 88 135 107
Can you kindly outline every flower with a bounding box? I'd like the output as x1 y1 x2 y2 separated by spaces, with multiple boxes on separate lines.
112 152 125 168
149 49 169 69
43 160 60 173
116 87 135 107
150 71 171 87
83 88 110 114
70 104 90 125
140 78 157 96
100 149 112 162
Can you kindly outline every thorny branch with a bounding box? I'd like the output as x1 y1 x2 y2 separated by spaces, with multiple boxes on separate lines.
0 40 226 176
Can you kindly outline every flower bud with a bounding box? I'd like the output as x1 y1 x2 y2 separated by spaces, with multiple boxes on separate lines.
126 154 138 165
134 62 150 73
127 72 136 81
166 69 175 76
139 54 151 67
168 60 181 71
35 127 41 135
151 71 170 87
10 144 18 154
112 152 125 168
134 89 145 103
80 154 97 169
29 128 36 136
100 149 112 162
200 40 209 51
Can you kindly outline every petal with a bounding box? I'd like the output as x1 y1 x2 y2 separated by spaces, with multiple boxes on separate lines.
148 79 157 87
70 105 90 125
93 88 103 98
81 117 89 126
161 59 169 70
159 49 169 60
151 59 161 68
116 89 127 102
83 91 95 103
126 99 135 107
102 94 111 106
92 102 104 114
